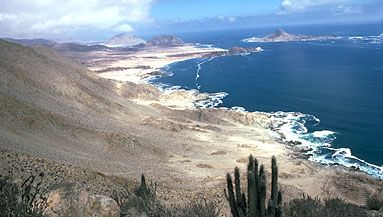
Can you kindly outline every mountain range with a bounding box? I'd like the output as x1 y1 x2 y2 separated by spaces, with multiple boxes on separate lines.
2 34 187 51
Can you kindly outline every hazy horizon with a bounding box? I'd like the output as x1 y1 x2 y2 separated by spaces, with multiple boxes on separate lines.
1 0 382 42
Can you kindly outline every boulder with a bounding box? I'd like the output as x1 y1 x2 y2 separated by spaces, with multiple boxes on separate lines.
89 195 120 217
44 184 120 217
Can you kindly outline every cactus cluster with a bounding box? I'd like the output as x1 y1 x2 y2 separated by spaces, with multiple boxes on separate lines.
225 155 282 217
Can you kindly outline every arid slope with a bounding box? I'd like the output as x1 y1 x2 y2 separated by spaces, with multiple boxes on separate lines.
0 40 381 206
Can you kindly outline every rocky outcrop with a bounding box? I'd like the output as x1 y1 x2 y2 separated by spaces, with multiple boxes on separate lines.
44 184 120 217
228 46 263 55
201 46 263 58
263 29 297 42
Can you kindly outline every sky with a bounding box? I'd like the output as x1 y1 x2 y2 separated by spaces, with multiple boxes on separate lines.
0 0 382 41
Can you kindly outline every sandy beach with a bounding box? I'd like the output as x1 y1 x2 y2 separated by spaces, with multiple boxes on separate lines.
81 45 229 109
92 45 226 84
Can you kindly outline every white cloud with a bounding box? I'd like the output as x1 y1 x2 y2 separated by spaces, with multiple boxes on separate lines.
216 15 237 23
0 0 153 39
114 24 134 32
333 5 362 15
280 0 346 11
279 0 369 17
228 16 237 23
216 15 225 21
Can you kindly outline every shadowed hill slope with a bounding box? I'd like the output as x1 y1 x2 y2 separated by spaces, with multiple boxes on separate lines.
0 40 268 179
0 40 171 176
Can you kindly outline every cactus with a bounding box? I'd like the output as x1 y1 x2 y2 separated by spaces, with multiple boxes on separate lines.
235 167 246 216
140 173 147 189
259 165 266 217
268 156 279 215
225 155 282 217
226 173 239 217
275 191 283 217
271 156 278 206
247 156 257 217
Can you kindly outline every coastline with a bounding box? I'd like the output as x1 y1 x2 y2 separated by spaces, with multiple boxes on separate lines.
77 43 382 204
86 45 230 109
92 45 227 84
88 43 383 180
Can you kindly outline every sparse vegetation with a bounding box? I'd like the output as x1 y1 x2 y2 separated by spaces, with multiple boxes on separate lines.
225 155 282 217
0 174 47 217
224 155 383 217
366 194 383 211
284 196 367 217
1 163 381 217
112 173 221 217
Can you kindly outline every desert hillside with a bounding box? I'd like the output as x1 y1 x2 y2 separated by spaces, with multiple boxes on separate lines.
0 39 279 187
1 39 382 215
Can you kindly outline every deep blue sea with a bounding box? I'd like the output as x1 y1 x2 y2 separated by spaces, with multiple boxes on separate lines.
151 23 383 178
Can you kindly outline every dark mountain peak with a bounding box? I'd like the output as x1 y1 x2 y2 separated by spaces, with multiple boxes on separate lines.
145 35 185 47
261 29 296 42
273 29 290 37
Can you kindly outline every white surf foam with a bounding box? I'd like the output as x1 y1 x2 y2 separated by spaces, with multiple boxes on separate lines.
147 50 228 109
312 130 336 138
267 111 383 179
195 57 215 90
193 92 229 108
231 106 247 112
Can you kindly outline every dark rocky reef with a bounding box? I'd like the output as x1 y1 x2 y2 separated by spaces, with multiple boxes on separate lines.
202 46 263 58
228 46 263 55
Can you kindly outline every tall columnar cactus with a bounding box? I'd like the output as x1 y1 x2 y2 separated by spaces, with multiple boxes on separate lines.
269 156 279 214
225 155 282 217
226 173 238 217
235 167 246 217
247 155 257 217
259 165 266 217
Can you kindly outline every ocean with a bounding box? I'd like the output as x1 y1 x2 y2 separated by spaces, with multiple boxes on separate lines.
150 23 383 178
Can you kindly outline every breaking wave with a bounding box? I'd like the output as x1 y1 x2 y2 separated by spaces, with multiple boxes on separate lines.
266 111 383 179
195 57 216 90
194 92 229 108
